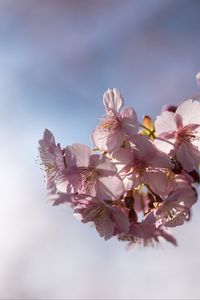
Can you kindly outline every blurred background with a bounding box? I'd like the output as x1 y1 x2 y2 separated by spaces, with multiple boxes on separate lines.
0 0 200 298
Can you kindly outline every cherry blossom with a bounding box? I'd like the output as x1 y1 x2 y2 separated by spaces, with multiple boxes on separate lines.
114 135 173 196
92 88 138 153
38 85 200 248
64 143 124 200
38 129 66 190
155 99 200 171
118 222 177 247
144 188 197 228
74 195 130 240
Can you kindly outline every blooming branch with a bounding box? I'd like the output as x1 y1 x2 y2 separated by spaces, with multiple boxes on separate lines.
38 85 200 248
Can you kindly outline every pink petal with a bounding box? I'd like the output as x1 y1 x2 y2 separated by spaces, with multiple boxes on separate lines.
153 188 197 228
92 126 125 153
112 147 134 167
131 135 156 161
39 129 56 156
149 153 172 169
174 114 183 129
121 107 139 136
96 174 124 200
55 143 66 171
105 129 126 153
176 99 200 126
92 126 109 151
145 169 170 196
111 206 130 234
176 142 200 171
196 72 200 85
75 199 115 240
155 202 189 228
95 212 115 240
65 144 91 168
103 88 124 114
193 127 200 150
159 230 177 246
167 188 197 208
40 128 56 145
94 155 117 175
64 169 97 196
155 111 177 136
153 138 174 154
38 130 66 186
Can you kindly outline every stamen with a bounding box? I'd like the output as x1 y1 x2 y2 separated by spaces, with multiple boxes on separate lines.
156 205 188 227
118 233 155 247
97 116 120 138
78 168 96 194
176 126 200 146
83 203 107 226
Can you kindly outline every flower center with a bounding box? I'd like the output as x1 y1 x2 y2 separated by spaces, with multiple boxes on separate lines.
99 116 120 136
84 168 96 182
176 126 199 146
134 159 147 176
44 162 54 176
78 168 96 194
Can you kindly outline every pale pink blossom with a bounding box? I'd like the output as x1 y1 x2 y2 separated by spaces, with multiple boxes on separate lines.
196 72 200 86
114 135 173 196
157 169 194 195
118 222 177 247
144 188 197 228
74 195 130 240
48 190 130 240
38 87 200 248
64 143 124 200
92 88 138 153
155 99 200 171
38 129 66 189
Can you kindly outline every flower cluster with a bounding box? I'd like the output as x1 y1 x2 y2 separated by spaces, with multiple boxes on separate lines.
38 88 200 247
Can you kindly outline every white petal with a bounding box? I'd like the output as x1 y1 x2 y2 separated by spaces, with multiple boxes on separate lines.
65 144 91 168
176 99 200 126
97 175 124 200
103 88 124 113
155 111 177 136
153 139 174 154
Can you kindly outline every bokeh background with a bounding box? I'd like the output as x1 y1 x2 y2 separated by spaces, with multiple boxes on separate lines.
1 0 200 299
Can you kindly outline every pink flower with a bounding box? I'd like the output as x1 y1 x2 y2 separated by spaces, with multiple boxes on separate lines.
196 72 200 86
156 169 194 195
114 135 173 196
118 222 177 247
38 86 200 248
38 129 66 189
48 190 130 240
144 188 197 228
92 88 138 153
155 99 200 171
64 143 124 200
74 195 130 240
